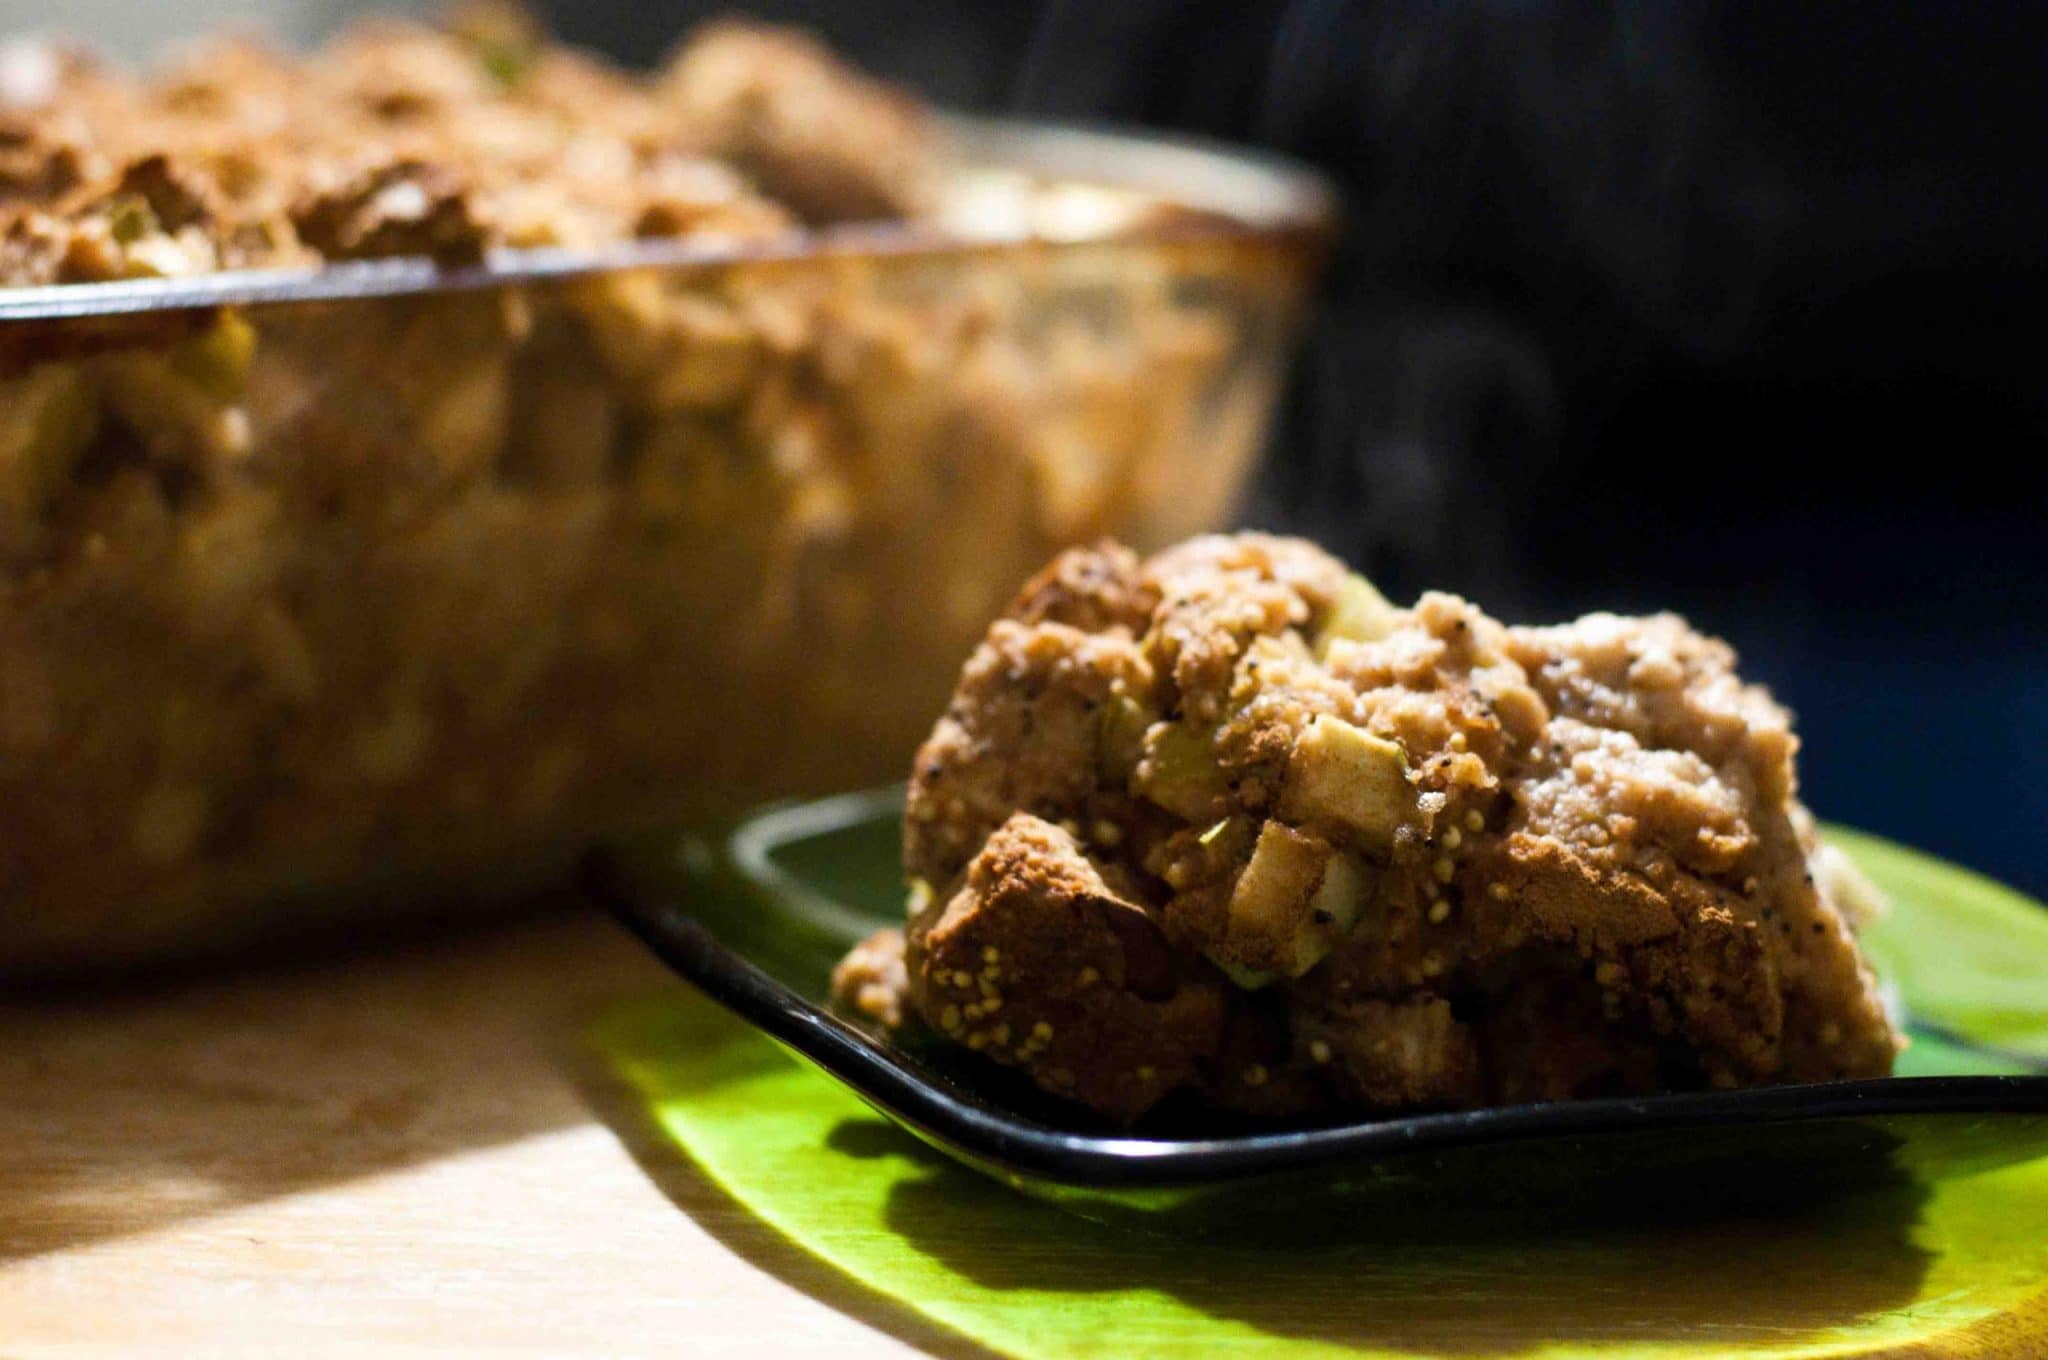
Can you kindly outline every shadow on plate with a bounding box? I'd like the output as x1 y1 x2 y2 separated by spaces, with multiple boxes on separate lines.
591 990 2048 1360
837 1113 1934 1355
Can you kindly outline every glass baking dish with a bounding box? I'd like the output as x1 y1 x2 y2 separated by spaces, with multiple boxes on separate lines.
0 118 1333 975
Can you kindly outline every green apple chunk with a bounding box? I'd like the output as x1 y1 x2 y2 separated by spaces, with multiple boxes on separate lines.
170 311 258 402
0 367 98 521
1213 821 1371 981
1314 573 1401 658
1096 692 1156 784
1134 721 1228 821
1280 715 1413 849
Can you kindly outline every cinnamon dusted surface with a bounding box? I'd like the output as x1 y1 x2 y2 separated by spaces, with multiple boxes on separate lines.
835 534 1900 1123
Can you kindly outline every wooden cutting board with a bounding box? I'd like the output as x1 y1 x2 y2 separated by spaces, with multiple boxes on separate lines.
0 909 954 1358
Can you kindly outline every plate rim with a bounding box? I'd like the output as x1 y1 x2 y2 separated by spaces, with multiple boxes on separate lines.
587 840 2048 1191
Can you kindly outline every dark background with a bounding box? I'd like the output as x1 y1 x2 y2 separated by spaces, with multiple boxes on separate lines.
545 0 2046 895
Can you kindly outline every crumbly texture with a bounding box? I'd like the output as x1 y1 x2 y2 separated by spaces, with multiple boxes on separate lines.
831 534 1902 1124
0 12 1307 974
0 5 933 285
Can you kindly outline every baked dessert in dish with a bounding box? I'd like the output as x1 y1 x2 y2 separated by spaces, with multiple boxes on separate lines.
0 9 1326 973
0 7 927 281
831 534 1902 1123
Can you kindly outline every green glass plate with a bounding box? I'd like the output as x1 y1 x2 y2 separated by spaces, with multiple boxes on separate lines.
591 794 2048 1358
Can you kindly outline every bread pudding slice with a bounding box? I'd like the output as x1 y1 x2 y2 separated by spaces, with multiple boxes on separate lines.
832 534 1901 1123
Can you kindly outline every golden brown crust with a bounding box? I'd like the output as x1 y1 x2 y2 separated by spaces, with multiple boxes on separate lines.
1002 540 1155 634
290 159 492 264
830 926 909 1031
903 617 1157 888
905 813 1227 1123
0 14 1300 977
850 534 1901 1124
657 19 936 224
0 9 936 287
1295 996 1482 1108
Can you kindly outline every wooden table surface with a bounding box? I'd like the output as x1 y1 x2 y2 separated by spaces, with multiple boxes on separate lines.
0 909 964 1359
10 905 2046 1360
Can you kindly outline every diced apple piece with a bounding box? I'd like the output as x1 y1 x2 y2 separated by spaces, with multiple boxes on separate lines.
0 366 97 521
170 311 258 402
1314 573 1400 658
1208 822 1368 980
1134 721 1228 821
1284 847 1369 976
1280 715 1413 849
1306 852 1369 947
1221 821 1328 976
1097 692 1157 783
1228 822 1328 938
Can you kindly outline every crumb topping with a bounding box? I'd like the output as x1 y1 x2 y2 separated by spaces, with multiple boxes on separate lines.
832 533 1902 1124
0 6 938 287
